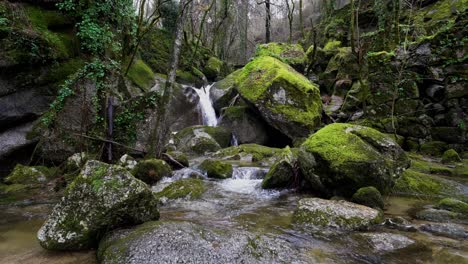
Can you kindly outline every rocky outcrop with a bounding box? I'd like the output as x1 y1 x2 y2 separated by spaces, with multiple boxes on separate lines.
255 42 307 71
293 198 382 230
300 123 410 197
37 161 159 250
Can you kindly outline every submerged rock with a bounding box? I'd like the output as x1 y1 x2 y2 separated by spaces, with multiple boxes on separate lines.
199 159 233 179
358 233 415 253
131 159 172 185
293 198 382 230
37 160 159 250
300 123 410 197
235 56 322 139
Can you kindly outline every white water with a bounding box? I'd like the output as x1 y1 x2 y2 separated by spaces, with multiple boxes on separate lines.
192 84 218 126
219 167 279 198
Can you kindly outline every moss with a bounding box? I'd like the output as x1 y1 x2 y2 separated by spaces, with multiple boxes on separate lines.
176 126 231 150
213 69 241 90
203 56 224 79
453 163 468 178
411 0 466 36
131 159 172 185
255 42 306 69
323 40 341 52
5 164 58 185
261 147 295 189
351 187 384 209
164 151 189 168
435 198 468 215
441 149 462 164
42 58 86 85
235 56 321 129
419 141 448 156
155 178 205 200
199 159 233 179
215 144 282 162
127 59 155 91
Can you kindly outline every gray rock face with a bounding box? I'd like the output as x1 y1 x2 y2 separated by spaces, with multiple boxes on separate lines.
293 198 382 230
359 233 415 253
0 122 37 160
219 106 270 145
98 221 313 264
37 160 159 250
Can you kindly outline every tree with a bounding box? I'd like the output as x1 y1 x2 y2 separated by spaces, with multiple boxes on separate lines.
257 0 271 43
285 0 295 43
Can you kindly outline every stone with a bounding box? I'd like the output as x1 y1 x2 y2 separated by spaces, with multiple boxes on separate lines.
155 178 205 202
419 223 468 240
37 161 159 250
118 154 137 170
351 187 385 210
199 159 233 179
174 126 231 155
419 141 448 156
261 147 296 189
163 151 189 169
441 149 462 164
358 233 415 253
255 42 307 71
293 198 382 230
131 159 172 185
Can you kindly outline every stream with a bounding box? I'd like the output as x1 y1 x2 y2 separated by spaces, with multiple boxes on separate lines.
1 84 467 263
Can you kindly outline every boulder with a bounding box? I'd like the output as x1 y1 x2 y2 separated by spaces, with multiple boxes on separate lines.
436 198 468 215
210 70 241 113
300 123 410 197
219 106 270 145
441 149 462 164
163 151 189 169
0 122 37 163
203 56 228 80
131 159 172 185
235 56 322 139
118 154 137 170
37 161 159 250
419 223 468 240
357 233 415 253
262 147 296 189
199 159 233 179
351 187 385 210
5 164 57 186
174 126 231 155
214 144 282 165
255 42 307 71
293 198 382 230
155 178 205 202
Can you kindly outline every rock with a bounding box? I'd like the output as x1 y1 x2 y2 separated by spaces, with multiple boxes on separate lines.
214 144 282 165
416 208 464 223
199 159 233 179
420 141 448 156
0 122 37 162
174 126 231 155
65 152 88 173
435 198 468 215
155 178 205 202
383 217 418 232
419 223 468 239
203 56 228 80
255 42 307 71
219 106 271 145
262 147 296 189
210 70 241 112
235 56 322 139
446 82 468 99
37 161 160 250
98 221 312 263
118 154 137 170
431 127 466 144
358 233 415 253
300 123 410 197
5 164 56 186
131 159 172 185
351 187 385 210
163 151 189 169
441 149 462 164
293 198 382 230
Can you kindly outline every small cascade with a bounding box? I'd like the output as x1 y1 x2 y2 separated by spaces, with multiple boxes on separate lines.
232 167 268 180
192 84 218 126
230 133 239 146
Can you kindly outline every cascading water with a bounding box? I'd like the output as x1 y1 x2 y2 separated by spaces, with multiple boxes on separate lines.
192 84 218 126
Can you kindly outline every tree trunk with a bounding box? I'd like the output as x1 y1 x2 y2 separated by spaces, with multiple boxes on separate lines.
265 0 271 43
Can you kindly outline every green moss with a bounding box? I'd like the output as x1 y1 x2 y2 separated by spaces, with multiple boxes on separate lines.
255 42 306 68
441 149 462 164
42 58 86 85
165 151 189 168
235 56 321 127
127 59 155 91
262 147 295 189
351 187 384 209
204 56 224 79
323 40 341 52
199 159 233 179
435 198 468 215
5 164 58 185
420 141 448 156
155 178 205 200
215 144 282 162
453 163 468 178
131 159 172 185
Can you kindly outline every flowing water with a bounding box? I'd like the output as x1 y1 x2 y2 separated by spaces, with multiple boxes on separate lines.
192 84 218 126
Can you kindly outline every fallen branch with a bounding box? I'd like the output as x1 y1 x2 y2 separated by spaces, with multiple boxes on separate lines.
162 153 187 169
73 133 147 154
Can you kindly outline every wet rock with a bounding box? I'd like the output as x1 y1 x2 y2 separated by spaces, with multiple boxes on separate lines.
214 144 282 165
255 42 307 71
262 147 296 189
131 159 172 185
202 56 228 80
199 159 233 179
0 122 37 161
416 208 464 223
383 217 418 232
441 149 462 164
98 221 312 264
235 56 322 139
219 106 270 145
163 151 189 169
174 126 231 155
210 70 240 112
293 198 383 230
155 178 205 203
118 154 137 170
359 233 415 252
300 123 410 197
5 164 56 186
436 198 468 215
351 187 384 210
419 223 468 239
37 161 159 250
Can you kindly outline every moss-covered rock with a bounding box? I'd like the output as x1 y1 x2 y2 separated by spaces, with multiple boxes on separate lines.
37 160 160 250
301 123 410 197
155 178 205 201
5 164 57 185
435 198 468 215
163 151 189 169
199 159 232 179
420 141 448 156
214 144 282 164
293 198 383 230
441 149 462 164
235 56 322 139
203 56 227 80
255 42 307 71
262 147 296 189
127 59 155 91
351 187 384 210
174 126 231 155
131 159 172 185
210 70 241 112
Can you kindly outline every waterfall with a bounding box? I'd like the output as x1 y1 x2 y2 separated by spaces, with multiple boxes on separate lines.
230 134 239 146
192 84 218 126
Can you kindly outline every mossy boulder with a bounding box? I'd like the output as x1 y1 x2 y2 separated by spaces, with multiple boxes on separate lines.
163 151 189 169
174 126 231 155
214 144 282 164
131 159 172 185
203 56 227 80
255 42 307 71
441 149 462 164
262 147 296 189
155 178 205 201
199 159 233 179
300 123 410 197
127 59 155 91
5 164 57 186
37 161 160 250
420 141 448 156
435 198 468 215
235 56 322 139
351 187 384 210
293 198 383 230
219 106 270 145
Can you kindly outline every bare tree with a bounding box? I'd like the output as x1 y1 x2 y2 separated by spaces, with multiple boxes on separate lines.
285 0 295 43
